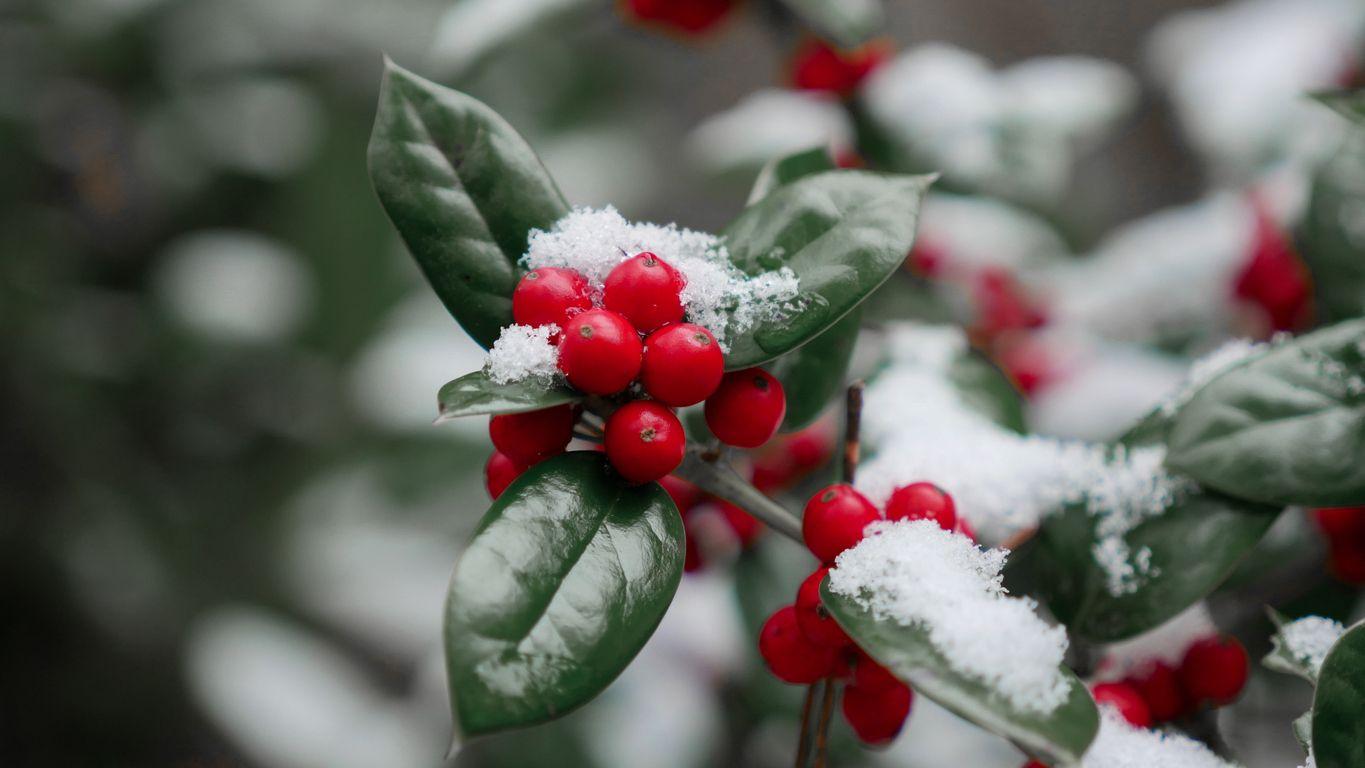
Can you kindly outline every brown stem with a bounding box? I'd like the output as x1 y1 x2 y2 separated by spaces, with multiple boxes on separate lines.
794 684 817 768
841 381 865 485
813 678 837 768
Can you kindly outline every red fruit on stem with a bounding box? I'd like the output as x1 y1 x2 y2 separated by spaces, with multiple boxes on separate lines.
603 252 686 333
1314 506 1365 541
704 368 787 448
484 451 528 500
1234 200 1313 333
557 309 643 395
851 650 899 693
641 323 724 406
758 605 838 684
660 474 702 514
802 484 881 563
790 38 889 96
1179 636 1248 707
842 680 912 745
795 566 851 648
973 267 1047 341
885 482 957 531
1328 539 1365 584
1090 682 1152 728
512 267 592 332
488 405 575 464
623 0 735 33
1127 662 1187 723
716 500 764 547
604 401 685 483
1021 762 1050 768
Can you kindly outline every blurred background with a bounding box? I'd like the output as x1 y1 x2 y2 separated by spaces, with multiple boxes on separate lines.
2 0 1362 766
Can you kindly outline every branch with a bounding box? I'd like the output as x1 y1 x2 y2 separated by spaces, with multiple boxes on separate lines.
674 448 804 542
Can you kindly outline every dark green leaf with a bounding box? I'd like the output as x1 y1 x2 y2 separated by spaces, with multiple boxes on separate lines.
444 452 684 737
1297 132 1365 323
821 580 1099 764
436 370 580 421
1312 620 1365 768
721 171 933 369
747 147 836 205
1166 319 1365 507
770 307 860 432
1032 491 1281 642
368 59 569 348
949 351 1027 433
776 0 884 51
1312 89 1365 126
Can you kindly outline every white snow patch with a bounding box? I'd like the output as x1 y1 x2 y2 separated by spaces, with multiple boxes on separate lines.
1081 710 1239 768
484 324 559 385
686 89 853 173
1280 616 1346 678
827 520 1071 714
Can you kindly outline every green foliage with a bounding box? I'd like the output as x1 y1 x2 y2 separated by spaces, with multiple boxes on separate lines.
368 59 569 348
948 352 1027 433
821 580 1099 765
437 370 582 421
1166 318 1365 507
1311 621 1365 768
444 452 684 737
1312 89 1365 126
1297 132 1365 324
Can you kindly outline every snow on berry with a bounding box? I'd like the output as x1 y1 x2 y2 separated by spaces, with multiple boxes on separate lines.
484 324 560 385
826 519 1071 714
857 323 1193 594
521 206 802 350
1079 710 1238 768
1278 615 1346 678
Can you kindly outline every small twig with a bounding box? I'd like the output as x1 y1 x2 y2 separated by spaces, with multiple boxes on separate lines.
840 381 865 485
813 678 837 768
673 448 804 542
794 684 817 768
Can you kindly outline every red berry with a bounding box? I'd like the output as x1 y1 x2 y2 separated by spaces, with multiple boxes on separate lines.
485 451 528 500
557 309 643 395
660 474 702 513
716 500 764 547
973 267 1047 341
603 252 685 333
790 38 889 96
624 0 735 33
795 566 851 648
1234 200 1313 333
1179 636 1248 707
1314 506 1365 541
842 679 912 745
641 323 724 406
488 405 575 464
802 484 881 563
512 267 592 332
758 605 838 684
604 401 685 483
1328 539 1365 584
1090 682 1152 728
851 650 900 693
752 423 834 493
1021 762 1049 768
704 368 787 448
1127 662 1186 722
885 482 957 531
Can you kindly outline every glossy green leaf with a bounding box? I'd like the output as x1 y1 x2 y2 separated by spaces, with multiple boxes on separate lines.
721 171 933 369
436 370 581 421
746 147 836 205
444 452 684 737
368 59 569 348
1031 491 1281 642
1313 89 1365 126
1297 132 1365 323
771 305 860 432
821 580 1099 765
949 351 1027 433
1166 319 1365 507
777 0 884 49
1311 620 1365 768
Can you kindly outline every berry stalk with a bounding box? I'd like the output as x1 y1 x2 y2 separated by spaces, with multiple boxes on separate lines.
673 448 804 542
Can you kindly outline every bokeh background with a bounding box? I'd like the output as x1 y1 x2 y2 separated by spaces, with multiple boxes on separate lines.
2 0 1362 766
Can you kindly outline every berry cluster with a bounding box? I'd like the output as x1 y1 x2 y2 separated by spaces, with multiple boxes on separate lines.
1313 506 1365 584
483 252 789 495
758 481 966 745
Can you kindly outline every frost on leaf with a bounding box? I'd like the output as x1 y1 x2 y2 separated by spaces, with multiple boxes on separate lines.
1080 710 1239 768
485 324 559 385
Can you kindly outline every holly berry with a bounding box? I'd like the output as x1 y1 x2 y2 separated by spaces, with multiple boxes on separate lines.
603 252 685 333
641 323 724 406
795 566 851 648
488 405 575 464
623 0 735 34
704 368 787 448
758 605 838 684
485 451 528 500
802 484 881 563
1090 682 1152 728
716 499 764 547
1126 661 1186 722
1178 636 1248 707
885 482 957 531
1314 506 1365 541
842 679 912 745
1328 539 1365 584
660 474 702 513
557 309 643 394
851 650 899 693
1234 201 1312 333
752 423 834 493
790 38 889 96
512 267 592 331
604 401 685 483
